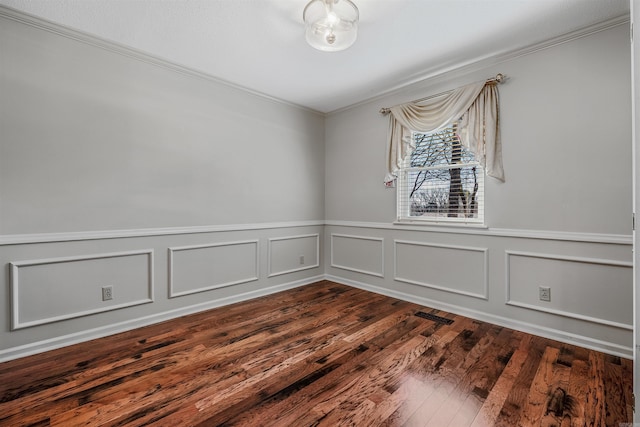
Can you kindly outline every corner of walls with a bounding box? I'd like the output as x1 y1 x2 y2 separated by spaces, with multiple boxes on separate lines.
322 22 633 358
0 7 328 362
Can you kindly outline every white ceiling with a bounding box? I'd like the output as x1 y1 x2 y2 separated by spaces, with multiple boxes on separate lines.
0 0 629 113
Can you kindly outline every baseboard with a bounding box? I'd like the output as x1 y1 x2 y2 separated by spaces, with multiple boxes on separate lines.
0 275 323 363
324 274 633 359
2 273 631 362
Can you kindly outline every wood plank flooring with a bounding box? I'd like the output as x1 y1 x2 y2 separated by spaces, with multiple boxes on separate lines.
0 281 633 426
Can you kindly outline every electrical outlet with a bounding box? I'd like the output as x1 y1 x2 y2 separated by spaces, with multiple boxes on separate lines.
539 286 551 302
102 286 113 301
299 255 305 265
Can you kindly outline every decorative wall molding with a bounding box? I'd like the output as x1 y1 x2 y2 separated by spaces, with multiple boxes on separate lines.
330 15 629 115
0 5 627 119
267 234 320 278
394 240 489 300
1 220 630 246
504 250 633 268
168 240 259 298
0 5 320 115
0 275 324 363
505 250 633 330
326 274 633 359
0 220 324 246
330 234 385 278
325 220 632 245
10 250 154 330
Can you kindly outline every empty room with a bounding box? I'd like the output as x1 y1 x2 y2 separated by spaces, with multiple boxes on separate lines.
0 0 637 425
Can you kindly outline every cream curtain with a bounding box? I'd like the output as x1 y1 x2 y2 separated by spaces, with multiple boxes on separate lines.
384 80 504 183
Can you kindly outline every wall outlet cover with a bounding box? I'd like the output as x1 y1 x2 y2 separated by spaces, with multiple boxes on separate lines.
539 286 551 302
102 286 113 301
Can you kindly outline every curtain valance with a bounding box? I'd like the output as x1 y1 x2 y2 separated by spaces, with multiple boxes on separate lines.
384 80 504 183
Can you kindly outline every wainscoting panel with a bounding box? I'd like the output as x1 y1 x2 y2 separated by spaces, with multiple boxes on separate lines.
169 240 259 298
330 234 384 277
268 234 319 277
324 222 633 357
394 240 488 299
10 250 153 330
506 251 633 329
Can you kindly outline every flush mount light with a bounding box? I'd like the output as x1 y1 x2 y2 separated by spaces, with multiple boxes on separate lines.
303 0 359 52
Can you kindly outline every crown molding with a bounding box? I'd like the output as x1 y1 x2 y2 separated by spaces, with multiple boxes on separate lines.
0 4 628 118
0 4 324 116
328 14 630 115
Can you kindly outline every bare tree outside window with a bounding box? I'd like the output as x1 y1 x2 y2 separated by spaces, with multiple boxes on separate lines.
399 125 484 223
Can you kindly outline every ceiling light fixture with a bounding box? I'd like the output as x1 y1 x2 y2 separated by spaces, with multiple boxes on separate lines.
303 0 359 52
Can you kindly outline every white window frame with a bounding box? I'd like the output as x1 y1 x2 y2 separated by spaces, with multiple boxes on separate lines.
396 127 485 226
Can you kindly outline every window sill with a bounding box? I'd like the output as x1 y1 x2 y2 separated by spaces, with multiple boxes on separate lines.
393 219 488 230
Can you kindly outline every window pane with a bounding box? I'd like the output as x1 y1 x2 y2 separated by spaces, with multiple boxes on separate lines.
398 125 484 224
407 165 481 219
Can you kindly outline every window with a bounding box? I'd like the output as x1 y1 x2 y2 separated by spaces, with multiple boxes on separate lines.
397 124 484 224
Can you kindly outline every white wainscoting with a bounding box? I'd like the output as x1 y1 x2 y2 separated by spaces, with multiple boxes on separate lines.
505 250 633 330
324 222 633 358
394 240 489 300
168 240 259 298
10 250 154 330
268 234 320 277
0 222 325 362
330 234 385 278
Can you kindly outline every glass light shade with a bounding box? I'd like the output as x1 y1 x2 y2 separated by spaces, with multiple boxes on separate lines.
303 0 359 52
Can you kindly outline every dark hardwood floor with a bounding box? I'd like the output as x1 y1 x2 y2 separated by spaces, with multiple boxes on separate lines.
0 281 633 426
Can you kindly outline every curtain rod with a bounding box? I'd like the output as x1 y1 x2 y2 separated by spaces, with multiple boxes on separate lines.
379 73 505 115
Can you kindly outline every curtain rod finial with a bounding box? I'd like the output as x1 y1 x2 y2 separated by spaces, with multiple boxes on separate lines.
495 73 505 83
380 107 391 115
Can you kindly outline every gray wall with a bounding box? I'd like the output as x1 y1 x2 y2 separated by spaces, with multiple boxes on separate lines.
325 23 634 357
325 25 631 234
0 17 325 234
0 9 325 360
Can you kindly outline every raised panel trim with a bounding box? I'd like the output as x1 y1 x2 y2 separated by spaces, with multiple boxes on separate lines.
10 250 154 330
267 233 320 278
168 240 259 298
330 234 385 278
394 240 489 300
327 274 632 359
504 250 633 330
0 275 324 363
